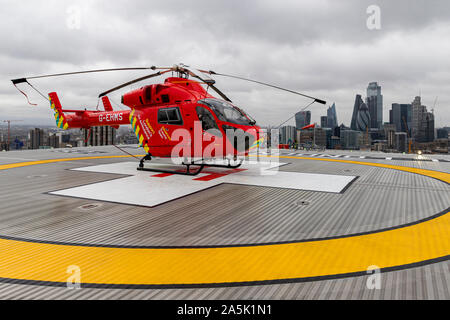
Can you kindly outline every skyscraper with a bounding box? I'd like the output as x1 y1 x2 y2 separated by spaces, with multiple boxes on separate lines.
356 102 370 132
411 96 435 142
29 128 45 149
295 111 311 130
424 113 435 142
350 95 363 130
366 82 383 129
84 126 116 146
279 125 296 145
320 116 328 128
390 103 412 134
326 103 338 128
367 96 378 129
351 95 371 132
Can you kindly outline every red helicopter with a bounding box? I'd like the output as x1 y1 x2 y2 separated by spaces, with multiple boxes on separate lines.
12 63 326 175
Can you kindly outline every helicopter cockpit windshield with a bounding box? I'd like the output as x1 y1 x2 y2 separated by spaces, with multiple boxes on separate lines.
199 98 256 126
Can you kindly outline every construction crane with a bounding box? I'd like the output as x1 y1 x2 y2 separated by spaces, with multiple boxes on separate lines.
432 96 438 115
2 120 23 151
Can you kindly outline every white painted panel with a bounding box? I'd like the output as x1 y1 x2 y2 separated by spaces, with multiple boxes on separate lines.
50 161 356 207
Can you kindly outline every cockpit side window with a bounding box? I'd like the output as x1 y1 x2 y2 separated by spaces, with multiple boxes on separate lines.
198 98 255 126
196 106 222 137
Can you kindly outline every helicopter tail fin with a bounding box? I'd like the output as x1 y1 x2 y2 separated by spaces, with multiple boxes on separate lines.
102 96 113 112
102 96 118 128
48 92 69 130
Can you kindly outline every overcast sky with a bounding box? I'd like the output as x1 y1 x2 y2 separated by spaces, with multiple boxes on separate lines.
1 0 449 128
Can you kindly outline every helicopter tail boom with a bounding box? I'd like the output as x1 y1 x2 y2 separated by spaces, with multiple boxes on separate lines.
48 92 129 130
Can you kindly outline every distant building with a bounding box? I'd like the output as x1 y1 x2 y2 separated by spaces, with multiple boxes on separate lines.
279 125 296 145
297 128 326 147
11 138 24 150
333 126 341 138
314 128 327 147
29 128 45 149
350 95 363 130
320 116 328 128
395 132 408 153
295 111 311 130
367 96 378 129
61 133 71 144
48 133 60 148
424 113 435 142
324 128 333 148
356 102 371 132
437 128 449 139
411 96 434 142
340 130 360 150
84 126 116 146
390 103 412 134
329 136 341 149
387 130 396 149
383 123 397 148
358 131 371 148
366 82 383 129
327 103 338 128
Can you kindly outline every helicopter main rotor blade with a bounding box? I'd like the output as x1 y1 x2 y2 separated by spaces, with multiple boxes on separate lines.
11 67 160 84
98 70 172 98
207 84 232 102
199 70 327 105
180 66 233 102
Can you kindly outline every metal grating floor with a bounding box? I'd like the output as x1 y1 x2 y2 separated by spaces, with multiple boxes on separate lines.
0 146 448 299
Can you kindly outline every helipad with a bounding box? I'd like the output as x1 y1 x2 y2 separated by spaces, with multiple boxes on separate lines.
0 146 448 299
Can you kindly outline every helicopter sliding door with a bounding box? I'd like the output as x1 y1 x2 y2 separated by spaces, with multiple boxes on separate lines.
152 106 185 157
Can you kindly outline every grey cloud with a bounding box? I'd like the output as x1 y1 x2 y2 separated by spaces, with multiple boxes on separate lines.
0 0 449 127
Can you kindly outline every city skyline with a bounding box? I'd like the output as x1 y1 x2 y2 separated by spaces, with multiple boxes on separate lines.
2 85 447 130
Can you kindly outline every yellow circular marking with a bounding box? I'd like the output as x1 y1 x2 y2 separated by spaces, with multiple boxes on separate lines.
0 154 449 286
0 155 140 171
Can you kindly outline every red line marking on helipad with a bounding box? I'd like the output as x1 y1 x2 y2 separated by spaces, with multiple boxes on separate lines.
150 168 247 181
193 169 247 181
151 173 173 178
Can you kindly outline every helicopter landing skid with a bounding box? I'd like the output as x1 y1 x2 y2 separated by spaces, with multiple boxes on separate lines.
136 154 243 176
194 159 243 169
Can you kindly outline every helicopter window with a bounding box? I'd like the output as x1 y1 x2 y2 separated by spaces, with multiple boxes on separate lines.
158 107 183 125
199 98 254 126
196 106 221 135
